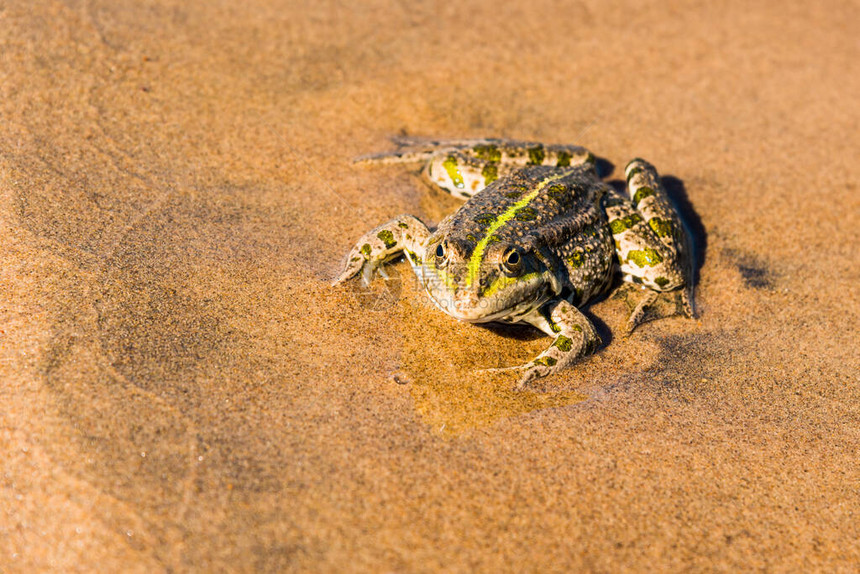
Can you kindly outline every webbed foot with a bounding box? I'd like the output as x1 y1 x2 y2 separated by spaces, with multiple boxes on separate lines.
484 300 601 389
332 215 430 286
613 283 694 335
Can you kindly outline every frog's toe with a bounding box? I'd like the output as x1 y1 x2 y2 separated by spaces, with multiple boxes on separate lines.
681 284 696 319
360 262 377 286
375 265 391 281
482 364 537 389
624 288 694 334
335 258 395 288
515 364 553 390
477 364 528 375
625 290 659 335
332 267 356 286
332 250 369 286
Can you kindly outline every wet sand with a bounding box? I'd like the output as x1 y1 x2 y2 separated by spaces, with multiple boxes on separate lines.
1 0 858 571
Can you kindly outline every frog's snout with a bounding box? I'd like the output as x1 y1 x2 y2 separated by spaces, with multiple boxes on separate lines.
453 289 480 311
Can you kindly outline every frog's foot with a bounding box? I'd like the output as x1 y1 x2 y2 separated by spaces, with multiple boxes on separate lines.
614 283 694 335
626 289 658 335
332 215 430 286
476 364 529 376
509 300 601 389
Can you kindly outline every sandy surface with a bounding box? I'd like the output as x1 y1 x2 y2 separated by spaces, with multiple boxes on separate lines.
2 0 858 571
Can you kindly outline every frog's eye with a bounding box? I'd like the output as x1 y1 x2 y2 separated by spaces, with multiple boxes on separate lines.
502 247 523 276
434 241 449 267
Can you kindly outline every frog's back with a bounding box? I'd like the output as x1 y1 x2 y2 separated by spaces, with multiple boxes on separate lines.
439 165 601 244
438 164 616 306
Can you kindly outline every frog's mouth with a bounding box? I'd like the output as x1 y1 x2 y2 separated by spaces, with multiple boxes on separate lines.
419 267 551 323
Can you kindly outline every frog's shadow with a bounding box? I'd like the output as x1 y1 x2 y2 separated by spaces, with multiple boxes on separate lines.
480 310 613 348
662 175 706 285
480 321 545 342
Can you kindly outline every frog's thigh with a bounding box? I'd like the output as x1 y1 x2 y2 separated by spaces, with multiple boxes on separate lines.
455 141 596 170
423 151 503 200
604 184 684 293
516 300 601 389
623 158 687 252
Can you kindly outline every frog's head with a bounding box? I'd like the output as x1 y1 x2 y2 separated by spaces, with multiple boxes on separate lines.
419 233 557 322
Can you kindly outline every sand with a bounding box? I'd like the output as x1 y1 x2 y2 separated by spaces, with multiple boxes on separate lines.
1 0 858 571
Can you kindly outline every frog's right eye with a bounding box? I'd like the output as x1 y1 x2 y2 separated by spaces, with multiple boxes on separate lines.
502 246 524 276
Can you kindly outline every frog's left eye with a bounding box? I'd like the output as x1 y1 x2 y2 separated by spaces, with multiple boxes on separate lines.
502 247 523 276
434 241 450 267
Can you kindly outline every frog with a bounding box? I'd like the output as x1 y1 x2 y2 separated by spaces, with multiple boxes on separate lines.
333 139 694 389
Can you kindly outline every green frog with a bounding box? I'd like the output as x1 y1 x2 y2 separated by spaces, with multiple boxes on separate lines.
334 139 694 388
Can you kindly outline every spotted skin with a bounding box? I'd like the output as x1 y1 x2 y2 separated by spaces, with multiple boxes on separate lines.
485 299 601 388
604 158 694 330
336 140 694 388
356 139 594 200
334 214 431 285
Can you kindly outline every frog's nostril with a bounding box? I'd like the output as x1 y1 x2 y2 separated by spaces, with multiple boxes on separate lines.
454 290 477 307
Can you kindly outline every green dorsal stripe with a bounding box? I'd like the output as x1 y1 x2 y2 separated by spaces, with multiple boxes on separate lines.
466 169 571 285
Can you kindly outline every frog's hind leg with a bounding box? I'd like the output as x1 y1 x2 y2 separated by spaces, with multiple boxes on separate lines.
421 141 599 200
354 145 499 200
422 151 507 200
605 158 694 333
356 140 598 201
353 139 498 167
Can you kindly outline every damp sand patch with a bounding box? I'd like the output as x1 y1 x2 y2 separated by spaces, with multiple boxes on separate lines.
356 265 670 434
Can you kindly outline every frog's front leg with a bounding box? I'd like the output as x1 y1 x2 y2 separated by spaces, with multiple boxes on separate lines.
332 215 431 286
513 299 601 389
604 158 694 333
